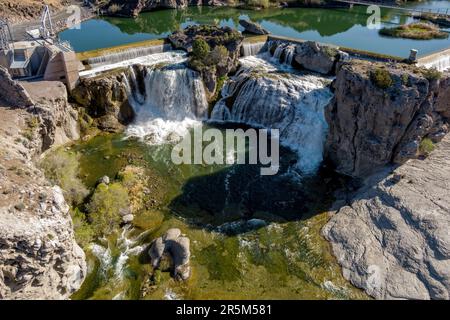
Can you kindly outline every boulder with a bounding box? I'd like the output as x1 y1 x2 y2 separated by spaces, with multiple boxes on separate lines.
239 19 269 35
98 176 110 185
122 214 134 224
293 41 345 75
148 228 191 280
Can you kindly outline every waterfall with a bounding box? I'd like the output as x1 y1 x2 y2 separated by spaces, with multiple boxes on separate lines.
240 42 268 57
211 55 333 174
268 41 297 66
420 54 450 72
87 44 172 68
80 51 187 78
125 63 209 145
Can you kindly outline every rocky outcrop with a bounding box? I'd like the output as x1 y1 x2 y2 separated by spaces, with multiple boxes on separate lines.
325 60 450 177
21 81 80 151
101 0 229 17
0 88 86 299
169 25 243 100
0 66 33 107
0 187 86 300
293 41 347 75
71 70 135 132
148 228 190 281
239 19 269 35
323 134 450 299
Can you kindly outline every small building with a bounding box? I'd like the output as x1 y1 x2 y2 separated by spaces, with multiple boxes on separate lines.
0 40 83 91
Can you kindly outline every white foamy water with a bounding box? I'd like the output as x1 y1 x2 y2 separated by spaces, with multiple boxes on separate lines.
211 55 333 174
420 54 450 72
124 63 208 145
90 226 146 281
80 51 187 78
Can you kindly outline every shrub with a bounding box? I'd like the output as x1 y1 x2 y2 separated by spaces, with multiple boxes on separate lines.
419 138 435 156
206 45 229 66
71 208 95 248
87 182 130 236
40 149 89 206
371 67 393 89
108 4 122 14
422 67 442 81
379 22 448 40
192 38 211 61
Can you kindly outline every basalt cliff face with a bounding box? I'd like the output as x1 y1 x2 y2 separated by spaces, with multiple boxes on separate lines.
0 71 85 299
71 69 135 132
323 134 450 299
325 61 450 178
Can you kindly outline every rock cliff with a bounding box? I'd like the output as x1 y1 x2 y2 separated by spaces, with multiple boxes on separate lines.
323 134 450 299
325 60 450 178
101 0 227 17
71 69 135 132
0 73 85 299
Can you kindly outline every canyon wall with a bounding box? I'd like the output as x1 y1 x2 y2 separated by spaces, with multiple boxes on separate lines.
325 61 450 178
0 74 85 299
323 134 450 299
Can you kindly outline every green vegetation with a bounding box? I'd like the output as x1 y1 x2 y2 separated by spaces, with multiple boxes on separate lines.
370 67 393 89
419 138 435 156
87 182 130 236
379 23 448 40
192 38 211 61
40 149 89 206
421 67 442 81
71 207 95 248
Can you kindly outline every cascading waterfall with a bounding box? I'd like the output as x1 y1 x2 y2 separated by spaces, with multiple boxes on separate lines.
420 54 450 72
124 62 209 145
240 42 268 57
268 41 297 66
80 51 187 78
211 55 333 174
87 44 172 68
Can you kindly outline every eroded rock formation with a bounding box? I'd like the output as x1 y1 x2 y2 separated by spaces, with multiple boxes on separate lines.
169 25 243 99
71 70 135 132
148 228 191 281
239 19 269 35
325 60 450 177
323 134 450 299
0 77 86 299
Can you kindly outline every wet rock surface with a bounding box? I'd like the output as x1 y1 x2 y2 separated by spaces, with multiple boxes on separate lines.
148 228 191 281
239 19 269 35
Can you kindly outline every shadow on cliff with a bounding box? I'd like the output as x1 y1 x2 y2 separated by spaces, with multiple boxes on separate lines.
167 150 352 235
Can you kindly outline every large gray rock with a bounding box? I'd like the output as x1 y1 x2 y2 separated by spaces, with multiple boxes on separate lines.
239 19 269 35
148 228 191 280
323 134 450 299
0 66 33 107
325 60 450 177
294 41 344 75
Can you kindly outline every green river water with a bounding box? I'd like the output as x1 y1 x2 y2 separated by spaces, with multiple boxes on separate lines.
60 2 450 57
44 124 367 299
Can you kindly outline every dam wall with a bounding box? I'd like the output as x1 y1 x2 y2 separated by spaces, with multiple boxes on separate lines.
417 47 450 72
